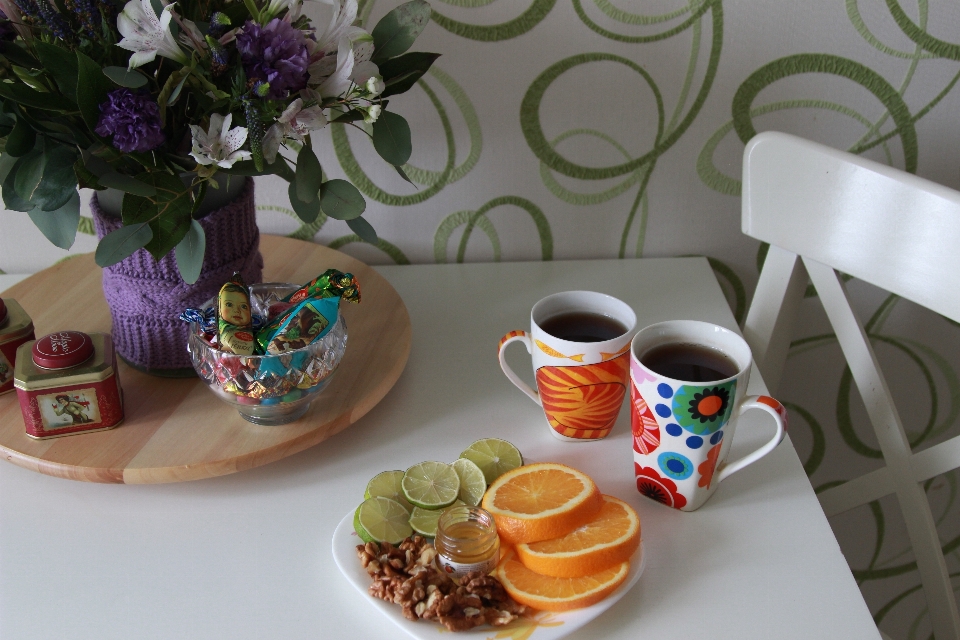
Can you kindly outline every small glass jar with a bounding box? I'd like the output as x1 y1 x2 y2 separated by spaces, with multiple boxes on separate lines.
434 506 500 581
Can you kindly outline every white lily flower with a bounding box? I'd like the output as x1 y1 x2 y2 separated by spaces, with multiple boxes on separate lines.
315 31 375 98
189 113 252 169
116 0 188 69
311 0 359 56
262 0 302 21
262 98 328 164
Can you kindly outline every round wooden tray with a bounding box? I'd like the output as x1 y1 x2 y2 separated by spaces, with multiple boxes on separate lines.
0 235 411 483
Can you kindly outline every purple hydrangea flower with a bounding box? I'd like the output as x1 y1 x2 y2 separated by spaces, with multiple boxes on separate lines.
95 88 165 153
235 18 309 99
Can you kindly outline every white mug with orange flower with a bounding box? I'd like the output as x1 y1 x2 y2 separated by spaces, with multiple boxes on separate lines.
498 291 637 441
629 320 787 511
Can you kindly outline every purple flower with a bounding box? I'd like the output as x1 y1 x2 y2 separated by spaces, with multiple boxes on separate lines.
235 18 309 99
95 88 165 153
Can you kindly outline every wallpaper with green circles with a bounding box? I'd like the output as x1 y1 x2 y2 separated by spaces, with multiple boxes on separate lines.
2 1 959 636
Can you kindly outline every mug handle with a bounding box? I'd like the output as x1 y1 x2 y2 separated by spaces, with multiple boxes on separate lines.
715 395 787 484
498 331 541 406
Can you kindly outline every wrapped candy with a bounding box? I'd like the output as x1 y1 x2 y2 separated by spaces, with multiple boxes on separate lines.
180 307 266 336
217 273 255 355
255 269 360 355
268 269 360 318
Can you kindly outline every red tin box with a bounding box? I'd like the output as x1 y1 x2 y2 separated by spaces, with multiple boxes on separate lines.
0 298 35 395
14 331 124 439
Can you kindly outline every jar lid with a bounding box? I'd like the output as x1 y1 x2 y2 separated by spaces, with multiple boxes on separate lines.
32 331 95 370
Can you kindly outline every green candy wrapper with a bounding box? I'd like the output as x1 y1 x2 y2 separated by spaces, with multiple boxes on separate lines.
256 269 361 355
217 273 255 355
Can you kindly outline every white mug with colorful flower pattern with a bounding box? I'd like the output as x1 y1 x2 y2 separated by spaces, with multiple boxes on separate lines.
629 320 787 511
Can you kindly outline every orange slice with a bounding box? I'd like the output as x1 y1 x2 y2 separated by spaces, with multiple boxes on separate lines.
515 495 640 578
496 548 629 612
480 462 602 545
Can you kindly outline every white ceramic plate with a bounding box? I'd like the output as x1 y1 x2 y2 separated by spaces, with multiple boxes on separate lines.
331 510 646 640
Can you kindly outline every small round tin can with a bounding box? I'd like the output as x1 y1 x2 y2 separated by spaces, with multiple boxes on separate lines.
14 331 124 439
0 298 35 396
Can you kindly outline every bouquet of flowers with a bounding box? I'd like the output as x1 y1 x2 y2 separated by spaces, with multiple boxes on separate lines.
0 0 437 282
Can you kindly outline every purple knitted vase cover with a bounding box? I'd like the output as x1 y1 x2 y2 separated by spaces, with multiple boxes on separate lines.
91 178 263 372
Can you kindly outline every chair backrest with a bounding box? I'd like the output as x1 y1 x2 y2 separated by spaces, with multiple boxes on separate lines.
742 131 960 640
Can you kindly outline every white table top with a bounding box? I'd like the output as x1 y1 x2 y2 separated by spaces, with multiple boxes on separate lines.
0 258 879 640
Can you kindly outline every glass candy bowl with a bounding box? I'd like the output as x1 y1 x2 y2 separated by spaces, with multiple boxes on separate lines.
187 283 348 425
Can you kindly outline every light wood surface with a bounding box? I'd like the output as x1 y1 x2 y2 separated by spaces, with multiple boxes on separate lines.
0 235 411 483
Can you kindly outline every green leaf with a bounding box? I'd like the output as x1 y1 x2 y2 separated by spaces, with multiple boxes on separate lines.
76 51 116 130
95 222 153 267
371 0 432 64
288 179 320 223
0 152 18 184
394 164 415 186
372 111 412 166
13 148 45 203
30 143 80 211
0 42 39 69
102 66 148 89
98 171 157 196
378 51 440 98
295 142 322 203
5 117 35 157
347 216 379 245
121 172 194 260
74 156 104 190
27 190 80 249
175 219 205 284
35 42 79 101
1 155 33 212
0 81 74 112
319 179 365 220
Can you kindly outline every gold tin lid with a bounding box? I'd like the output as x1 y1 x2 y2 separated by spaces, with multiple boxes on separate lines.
0 299 34 345
14 332 115 391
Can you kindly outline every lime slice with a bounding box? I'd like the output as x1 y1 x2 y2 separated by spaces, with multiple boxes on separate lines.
355 496 413 544
451 458 487 506
401 461 460 510
408 500 464 537
459 438 523 485
353 503 371 543
364 470 413 513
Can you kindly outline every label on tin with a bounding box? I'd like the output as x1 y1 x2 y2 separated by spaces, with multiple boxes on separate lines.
36 388 102 430
436 554 498 580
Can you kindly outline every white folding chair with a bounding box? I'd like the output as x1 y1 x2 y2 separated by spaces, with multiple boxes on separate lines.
741 131 960 640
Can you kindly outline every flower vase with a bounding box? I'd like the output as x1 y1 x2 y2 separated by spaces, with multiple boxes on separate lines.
91 178 263 377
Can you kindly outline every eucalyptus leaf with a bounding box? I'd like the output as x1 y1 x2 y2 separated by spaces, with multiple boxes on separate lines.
98 171 157 196
121 172 194 260
175 219 206 284
0 81 74 112
371 0 431 64
35 42 79 101
378 52 440 98
0 152 18 184
103 66 148 89
5 118 35 157
295 143 322 203
13 148 45 203
347 216 379 245
394 164 415 186
372 111 412 166
30 144 80 211
27 190 80 249
166 72 189 105
76 51 115 130
319 179 365 221
73 157 104 190
95 222 153 267
288 180 320 223
1 156 33 212
0 42 39 69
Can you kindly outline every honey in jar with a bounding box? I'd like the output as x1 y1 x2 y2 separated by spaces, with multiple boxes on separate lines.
434 506 500 580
